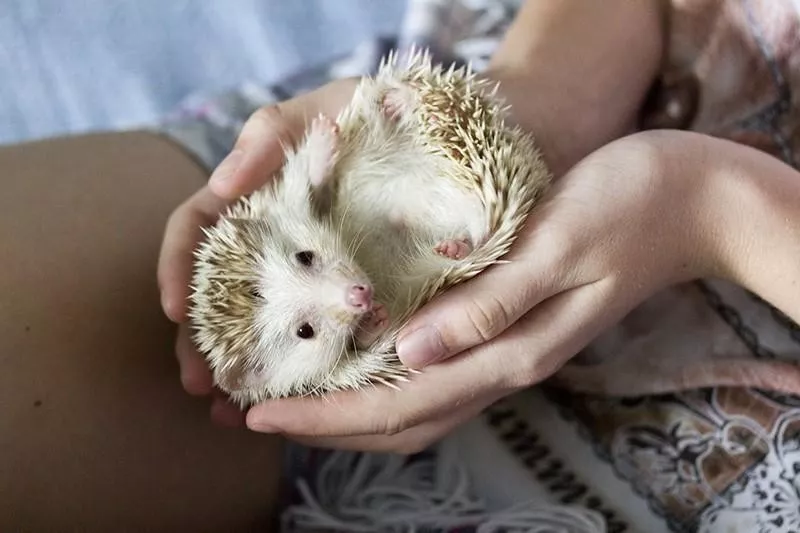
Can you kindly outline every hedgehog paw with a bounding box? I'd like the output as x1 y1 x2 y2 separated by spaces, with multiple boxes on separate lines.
380 85 417 122
356 302 389 347
307 114 340 187
435 238 472 260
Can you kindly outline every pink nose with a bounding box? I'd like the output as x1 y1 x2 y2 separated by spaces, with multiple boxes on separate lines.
346 284 373 310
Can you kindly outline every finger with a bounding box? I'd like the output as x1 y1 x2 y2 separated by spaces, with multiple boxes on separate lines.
157 186 231 323
286 393 493 454
395 200 575 369
245 345 510 438
490 277 631 391
210 389 247 428
175 322 213 396
208 78 359 200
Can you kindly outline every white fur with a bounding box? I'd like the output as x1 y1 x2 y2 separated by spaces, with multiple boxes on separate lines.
189 124 379 404
189 47 551 406
329 82 489 322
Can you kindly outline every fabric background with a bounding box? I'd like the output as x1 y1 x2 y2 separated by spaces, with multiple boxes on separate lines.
0 0 407 144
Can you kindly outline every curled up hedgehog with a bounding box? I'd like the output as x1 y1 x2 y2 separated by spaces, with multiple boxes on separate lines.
188 49 552 407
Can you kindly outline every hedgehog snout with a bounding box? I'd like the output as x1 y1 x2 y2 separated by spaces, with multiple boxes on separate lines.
346 284 373 311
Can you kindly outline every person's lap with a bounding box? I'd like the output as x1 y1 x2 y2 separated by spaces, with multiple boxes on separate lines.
0 131 283 532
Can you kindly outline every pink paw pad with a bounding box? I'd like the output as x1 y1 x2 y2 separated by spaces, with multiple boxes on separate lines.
356 302 390 346
366 303 389 329
380 86 415 121
435 239 472 260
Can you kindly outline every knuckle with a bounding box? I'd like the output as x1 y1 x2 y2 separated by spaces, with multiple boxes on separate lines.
502 362 536 390
249 104 282 128
514 350 566 389
378 413 410 437
240 104 295 146
463 293 514 343
165 201 188 233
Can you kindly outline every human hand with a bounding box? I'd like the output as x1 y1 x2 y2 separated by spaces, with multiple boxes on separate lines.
157 78 359 426
244 129 730 452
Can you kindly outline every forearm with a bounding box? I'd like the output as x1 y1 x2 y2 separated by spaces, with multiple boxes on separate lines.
485 0 666 175
704 138 800 324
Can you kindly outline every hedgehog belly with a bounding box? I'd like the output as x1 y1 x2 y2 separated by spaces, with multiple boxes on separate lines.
332 131 487 315
335 118 487 249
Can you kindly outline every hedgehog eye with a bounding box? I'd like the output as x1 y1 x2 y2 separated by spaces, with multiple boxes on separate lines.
295 250 315 266
249 285 263 299
296 323 315 339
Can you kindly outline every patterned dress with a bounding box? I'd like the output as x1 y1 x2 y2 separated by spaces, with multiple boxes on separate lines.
156 1 800 531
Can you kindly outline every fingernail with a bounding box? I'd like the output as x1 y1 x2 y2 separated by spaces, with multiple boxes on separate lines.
245 411 281 433
161 292 184 324
209 149 244 185
396 325 446 368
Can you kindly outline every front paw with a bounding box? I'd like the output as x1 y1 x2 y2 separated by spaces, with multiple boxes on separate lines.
307 114 340 187
356 302 390 347
434 238 472 260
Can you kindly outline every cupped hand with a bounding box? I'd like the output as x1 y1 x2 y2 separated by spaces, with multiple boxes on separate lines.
157 78 359 426
244 129 723 452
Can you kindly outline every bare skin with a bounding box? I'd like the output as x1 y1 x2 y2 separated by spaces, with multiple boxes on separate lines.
0 131 283 532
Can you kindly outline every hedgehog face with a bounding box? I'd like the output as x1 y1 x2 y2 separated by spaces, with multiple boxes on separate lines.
191 165 376 401
192 207 375 401
246 211 376 395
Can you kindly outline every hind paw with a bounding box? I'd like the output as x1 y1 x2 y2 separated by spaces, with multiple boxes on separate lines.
380 85 417 121
356 302 389 347
435 238 472 260
306 114 340 187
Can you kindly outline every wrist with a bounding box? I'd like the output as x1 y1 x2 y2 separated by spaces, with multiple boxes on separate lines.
698 136 800 323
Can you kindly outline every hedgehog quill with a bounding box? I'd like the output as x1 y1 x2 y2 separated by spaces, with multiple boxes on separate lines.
188 48 552 407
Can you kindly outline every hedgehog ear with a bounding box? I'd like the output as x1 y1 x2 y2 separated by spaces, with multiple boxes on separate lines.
224 217 271 243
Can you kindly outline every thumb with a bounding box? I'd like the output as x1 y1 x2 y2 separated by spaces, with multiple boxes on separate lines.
207 78 358 200
395 259 549 369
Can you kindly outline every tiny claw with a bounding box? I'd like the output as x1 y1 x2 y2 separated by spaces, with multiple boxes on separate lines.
311 114 339 137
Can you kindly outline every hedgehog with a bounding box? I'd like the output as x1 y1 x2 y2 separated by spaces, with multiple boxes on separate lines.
188 48 552 407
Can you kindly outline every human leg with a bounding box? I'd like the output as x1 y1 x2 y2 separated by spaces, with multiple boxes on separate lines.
0 131 283 532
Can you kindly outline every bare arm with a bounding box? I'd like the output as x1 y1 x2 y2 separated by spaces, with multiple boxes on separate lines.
703 137 800 325
485 0 666 175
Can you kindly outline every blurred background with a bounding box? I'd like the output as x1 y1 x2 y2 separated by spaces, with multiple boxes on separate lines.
0 0 408 145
